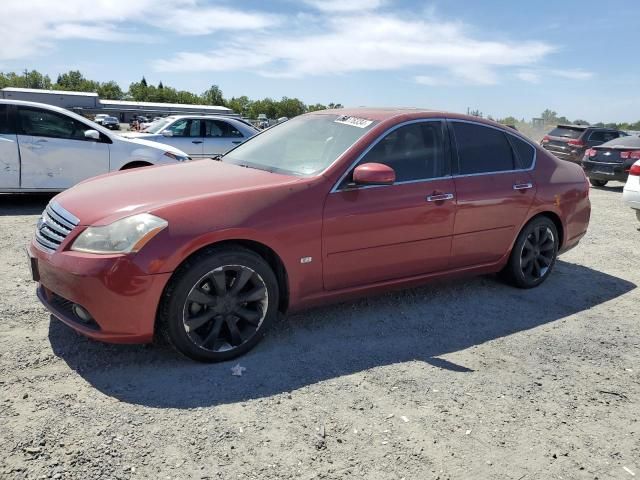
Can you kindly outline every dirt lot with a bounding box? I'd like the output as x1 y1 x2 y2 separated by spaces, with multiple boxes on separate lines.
0 184 638 480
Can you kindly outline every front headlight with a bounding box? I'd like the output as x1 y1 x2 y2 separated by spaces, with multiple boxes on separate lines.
71 213 168 254
164 151 190 162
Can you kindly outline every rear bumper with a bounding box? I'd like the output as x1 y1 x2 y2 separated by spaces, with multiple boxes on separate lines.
542 146 583 163
583 160 629 182
29 241 172 344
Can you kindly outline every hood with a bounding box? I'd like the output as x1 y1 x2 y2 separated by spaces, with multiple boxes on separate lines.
54 160 301 225
118 135 185 155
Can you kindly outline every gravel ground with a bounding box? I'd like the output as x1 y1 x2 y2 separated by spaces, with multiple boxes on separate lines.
0 184 638 480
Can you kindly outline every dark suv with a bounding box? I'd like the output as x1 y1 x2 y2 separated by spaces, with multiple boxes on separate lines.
541 125 626 163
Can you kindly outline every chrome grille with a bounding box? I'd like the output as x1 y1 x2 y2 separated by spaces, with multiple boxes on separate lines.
35 202 80 252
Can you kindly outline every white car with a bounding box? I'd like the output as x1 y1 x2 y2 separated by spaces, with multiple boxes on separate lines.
93 114 109 125
623 160 640 222
0 100 190 192
123 115 259 158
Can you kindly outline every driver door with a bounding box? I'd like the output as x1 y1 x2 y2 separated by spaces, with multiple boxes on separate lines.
17 106 110 189
322 120 456 290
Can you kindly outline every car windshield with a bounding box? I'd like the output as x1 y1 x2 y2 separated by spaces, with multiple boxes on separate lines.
145 118 173 133
223 114 378 176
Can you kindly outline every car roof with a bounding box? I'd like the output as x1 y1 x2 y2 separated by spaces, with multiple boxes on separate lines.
555 124 589 130
597 136 640 149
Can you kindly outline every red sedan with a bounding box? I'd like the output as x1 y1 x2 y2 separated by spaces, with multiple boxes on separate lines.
28 109 591 362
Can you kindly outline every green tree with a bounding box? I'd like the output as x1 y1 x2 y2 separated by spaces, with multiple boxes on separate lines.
201 84 225 106
97 81 124 100
226 96 252 116
498 116 519 126
141 76 148 87
276 97 306 118
307 103 327 112
541 109 558 124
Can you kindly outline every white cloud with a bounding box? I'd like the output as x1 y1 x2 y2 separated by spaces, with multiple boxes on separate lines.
0 0 277 61
516 70 541 83
155 14 554 85
415 75 443 86
516 68 593 83
549 69 593 80
303 0 387 12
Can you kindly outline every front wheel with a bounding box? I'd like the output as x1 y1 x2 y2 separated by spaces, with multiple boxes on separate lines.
159 247 279 362
502 216 559 289
589 178 608 187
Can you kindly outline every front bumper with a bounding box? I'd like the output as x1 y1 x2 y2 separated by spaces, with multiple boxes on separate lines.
29 241 172 344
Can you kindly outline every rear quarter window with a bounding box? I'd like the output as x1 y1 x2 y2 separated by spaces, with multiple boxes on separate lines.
0 105 13 134
508 135 535 169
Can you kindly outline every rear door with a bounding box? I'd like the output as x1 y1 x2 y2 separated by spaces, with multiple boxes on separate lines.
449 120 536 268
162 118 204 157
203 119 245 156
0 104 19 189
323 120 456 290
17 106 110 189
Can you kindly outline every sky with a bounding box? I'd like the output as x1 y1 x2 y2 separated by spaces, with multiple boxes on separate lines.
1 0 639 123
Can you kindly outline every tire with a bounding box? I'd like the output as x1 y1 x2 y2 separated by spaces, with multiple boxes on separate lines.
589 178 608 187
502 216 559 289
158 246 279 362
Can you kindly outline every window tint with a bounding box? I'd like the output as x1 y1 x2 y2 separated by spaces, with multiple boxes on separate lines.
0 105 12 134
205 120 243 138
18 107 90 141
508 135 535 169
589 130 619 143
166 119 202 137
452 122 515 175
548 127 584 139
352 122 446 183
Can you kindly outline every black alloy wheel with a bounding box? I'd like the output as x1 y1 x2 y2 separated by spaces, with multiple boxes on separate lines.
160 247 279 362
503 216 559 289
183 265 268 352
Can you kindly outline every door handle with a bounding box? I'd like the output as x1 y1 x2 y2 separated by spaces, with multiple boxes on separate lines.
232 140 242 144
426 193 454 202
192 140 203 144
513 182 534 190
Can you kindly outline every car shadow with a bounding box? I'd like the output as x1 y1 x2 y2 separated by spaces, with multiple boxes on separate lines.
48 260 635 408
0 193 55 216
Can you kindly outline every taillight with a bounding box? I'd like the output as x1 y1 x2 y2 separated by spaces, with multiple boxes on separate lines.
541 135 550 144
630 151 640 160
586 148 597 157
568 139 585 147
620 151 631 159
630 162 640 176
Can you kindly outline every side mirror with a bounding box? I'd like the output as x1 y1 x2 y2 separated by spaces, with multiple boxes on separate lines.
162 130 173 137
353 163 396 186
84 129 100 141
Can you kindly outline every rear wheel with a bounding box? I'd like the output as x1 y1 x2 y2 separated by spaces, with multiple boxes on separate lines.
589 178 608 187
502 216 559 289
159 247 279 362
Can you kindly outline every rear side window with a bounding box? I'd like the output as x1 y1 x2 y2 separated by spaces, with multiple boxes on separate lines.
452 122 515 175
354 121 447 183
589 130 619 143
205 120 243 138
0 105 12 134
508 135 535 169
548 127 584 139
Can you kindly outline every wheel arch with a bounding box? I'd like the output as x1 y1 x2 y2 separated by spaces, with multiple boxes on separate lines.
162 239 290 315
525 211 564 248
120 161 153 170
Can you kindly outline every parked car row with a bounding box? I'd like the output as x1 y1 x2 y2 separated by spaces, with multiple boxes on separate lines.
0 99 189 191
540 122 640 224
27 109 591 361
123 115 259 158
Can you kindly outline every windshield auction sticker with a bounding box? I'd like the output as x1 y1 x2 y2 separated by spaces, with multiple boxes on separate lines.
334 116 373 128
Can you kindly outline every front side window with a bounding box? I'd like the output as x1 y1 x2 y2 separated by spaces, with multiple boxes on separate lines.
223 114 378 176
452 122 515 175
345 121 446 185
205 120 243 138
17 107 90 141
166 119 202 137
0 105 13 135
